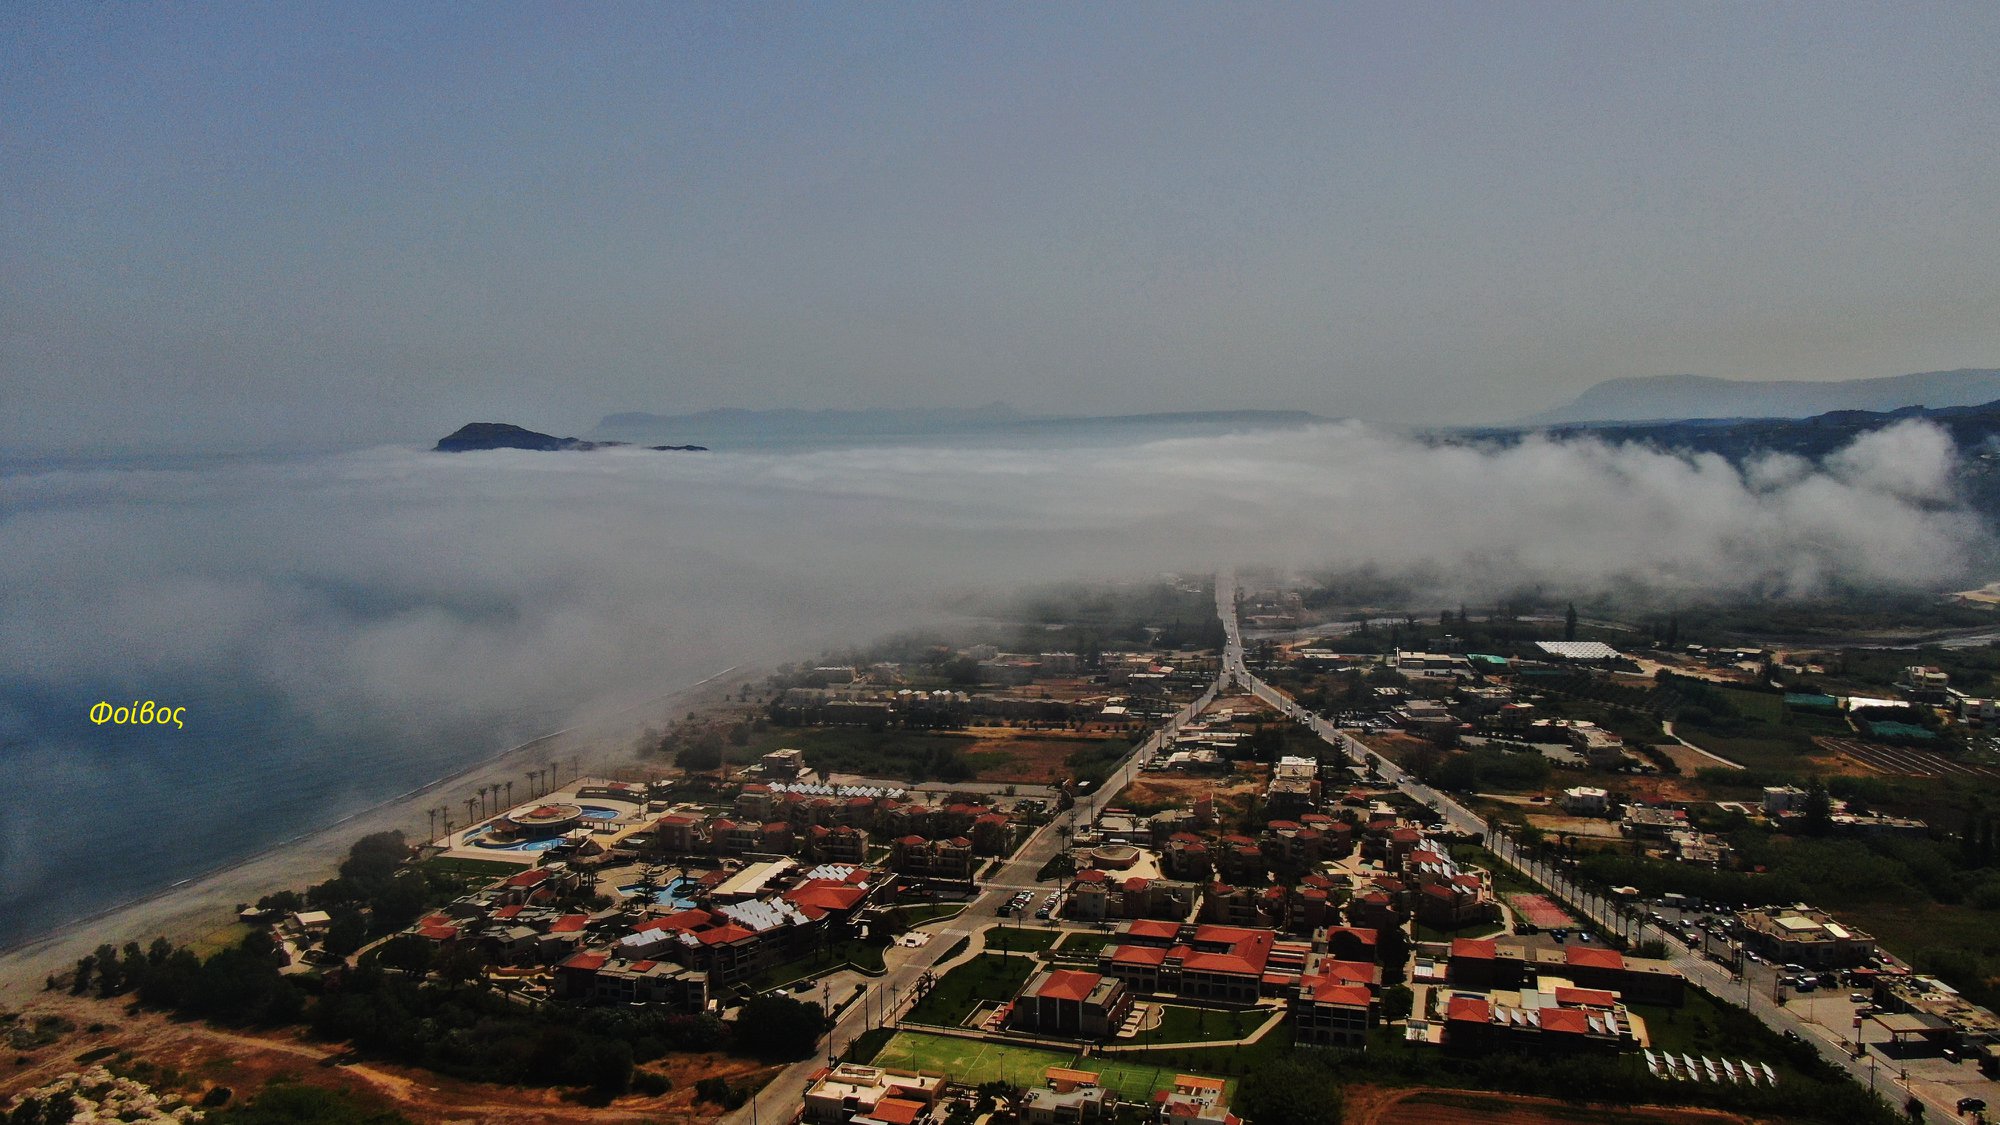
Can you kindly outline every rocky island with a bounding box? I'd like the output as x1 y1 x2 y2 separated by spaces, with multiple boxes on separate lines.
433 422 706 452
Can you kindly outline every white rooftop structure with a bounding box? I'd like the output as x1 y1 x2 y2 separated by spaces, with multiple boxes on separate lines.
767 782 907 798
803 863 863 882
1535 641 1620 661
710 858 795 900
719 897 811 933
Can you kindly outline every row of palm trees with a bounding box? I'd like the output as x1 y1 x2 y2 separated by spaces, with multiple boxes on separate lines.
422 760 577 844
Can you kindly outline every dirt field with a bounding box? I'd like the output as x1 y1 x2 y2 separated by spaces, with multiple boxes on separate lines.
1524 813 1627 839
1203 693 1282 719
958 730 1128 783
0 993 776 1124
1346 1086 1757 1125
1111 766 1266 822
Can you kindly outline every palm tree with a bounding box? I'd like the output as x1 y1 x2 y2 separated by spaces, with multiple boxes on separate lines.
465 796 477 825
477 785 489 817
525 770 538 799
505 780 514 809
427 807 437 843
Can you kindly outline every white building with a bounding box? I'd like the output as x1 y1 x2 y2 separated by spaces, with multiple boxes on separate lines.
1762 786 1809 815
803 1064 943 1125
1561 787 1610 816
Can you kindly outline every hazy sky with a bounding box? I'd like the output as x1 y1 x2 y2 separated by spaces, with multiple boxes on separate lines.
5 3 1998 453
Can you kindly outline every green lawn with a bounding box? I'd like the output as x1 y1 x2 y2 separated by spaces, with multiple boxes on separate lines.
1050 931 1114 959
981 924 1061 953
1714 688 1785 724
905 954 1038 1027
737 939 887 994
879 901 965 928
1627 985 1802 1079
870 1031 1238 1101
1127 1004 1270 1045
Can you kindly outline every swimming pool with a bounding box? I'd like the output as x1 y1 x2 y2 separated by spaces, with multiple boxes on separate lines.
618 877 701 910
467 833 565 852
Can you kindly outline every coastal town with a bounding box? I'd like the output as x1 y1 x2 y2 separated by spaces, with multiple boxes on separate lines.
12 574 2000 1125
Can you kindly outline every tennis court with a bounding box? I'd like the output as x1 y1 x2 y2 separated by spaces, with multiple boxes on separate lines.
869 1030 1237 1100
1508 892 1575 929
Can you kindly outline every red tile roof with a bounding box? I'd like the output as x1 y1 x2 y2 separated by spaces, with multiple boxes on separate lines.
1036 970 1103 1003
1566 945 1625 971
1446 995 1491 1023
870 1098 926 1125
504 868 550 888
1310 981 1374 1007
1315 960 1380 986
1539 1007 1590 1035
1554 986 1618 1008
550 915 589 934
1109 944 1169 966
1451 937 1497 960
1126 919 1180 941
784 882 868 912
562 951 608 971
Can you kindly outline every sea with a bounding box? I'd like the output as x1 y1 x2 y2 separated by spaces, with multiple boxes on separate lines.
0 414 1312 951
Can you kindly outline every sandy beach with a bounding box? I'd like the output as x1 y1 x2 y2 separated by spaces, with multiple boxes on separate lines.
0 664 750 1007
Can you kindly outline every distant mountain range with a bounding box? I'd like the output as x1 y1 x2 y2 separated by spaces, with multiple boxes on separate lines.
588 406 1330 447
1521 368 2000 426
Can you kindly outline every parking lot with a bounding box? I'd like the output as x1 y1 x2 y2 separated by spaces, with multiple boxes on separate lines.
1640 901 2000 1117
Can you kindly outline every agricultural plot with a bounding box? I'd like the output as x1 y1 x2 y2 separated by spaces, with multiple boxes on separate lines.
1818 736 2000 780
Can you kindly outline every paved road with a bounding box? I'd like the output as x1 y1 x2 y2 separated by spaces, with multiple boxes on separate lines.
725 582 1233 1123
1223 600 1983 1122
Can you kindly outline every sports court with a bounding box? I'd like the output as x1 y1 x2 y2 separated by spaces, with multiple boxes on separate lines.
1507 892 1575 929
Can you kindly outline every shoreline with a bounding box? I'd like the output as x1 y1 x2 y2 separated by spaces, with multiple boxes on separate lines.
0 663 750 1005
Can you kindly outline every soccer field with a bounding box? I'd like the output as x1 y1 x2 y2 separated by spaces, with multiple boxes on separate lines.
868 1031 1236 1101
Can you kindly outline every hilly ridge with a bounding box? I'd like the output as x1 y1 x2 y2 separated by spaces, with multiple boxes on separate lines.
1522 368 2000 426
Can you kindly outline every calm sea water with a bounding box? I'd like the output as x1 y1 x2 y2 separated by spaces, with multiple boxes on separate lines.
0 415 1319 950
0 672 566 950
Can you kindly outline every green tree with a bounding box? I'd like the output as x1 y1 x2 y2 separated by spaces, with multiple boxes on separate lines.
325 910 368 958
1804 776 1833 837
734 994 825 1059
1235 1055 1344 1125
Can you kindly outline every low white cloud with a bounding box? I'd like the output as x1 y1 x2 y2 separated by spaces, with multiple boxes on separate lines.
0 420 1985 727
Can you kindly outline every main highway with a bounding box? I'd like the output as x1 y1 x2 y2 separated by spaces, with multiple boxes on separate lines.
725 580 1233 1123
1226 589 1979 1121
733 574 1979 1121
